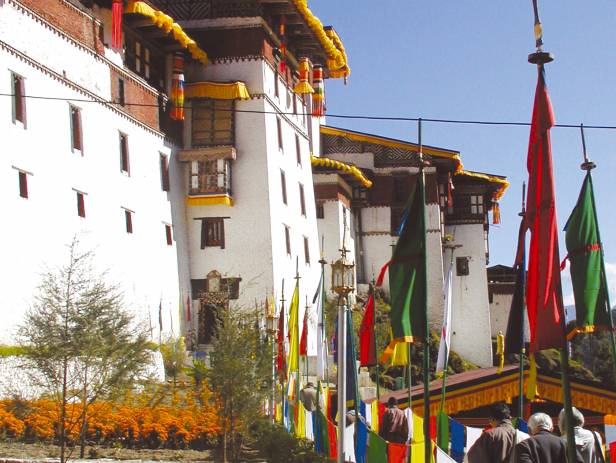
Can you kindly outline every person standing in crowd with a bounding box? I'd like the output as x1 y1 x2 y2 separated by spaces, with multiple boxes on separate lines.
512 412 580 463
559 407 605 463
299 382 317 412
379 397 409 444
466 402 517 462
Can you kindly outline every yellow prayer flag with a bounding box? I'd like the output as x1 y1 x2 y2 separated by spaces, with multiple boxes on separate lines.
287 284 300 376
526 353 538 400
371 400 379 433
295 401 306 438
413 413 424 443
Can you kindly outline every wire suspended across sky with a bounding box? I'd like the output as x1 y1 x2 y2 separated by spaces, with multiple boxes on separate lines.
2 92 616 130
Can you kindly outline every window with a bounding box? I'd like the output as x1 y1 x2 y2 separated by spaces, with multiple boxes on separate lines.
123 209 133 233
303 236 310 264
11 72 26 126
295 135 302 165
76 191 86 218
274 72 279 98
119 133 130 174
191 99 234 147
189 159 231 195
284 225 291 255
124 34 163 88
316 202 324 219
299 183 306 216
69 105 82 152
165 224 173 245
456 257 470 276
293 94 297 115
201 218 225 249
117 77 125 106
17 171 28 198
160 154 170 191
470 195 484 215
280 170 287 204
277 117 283 151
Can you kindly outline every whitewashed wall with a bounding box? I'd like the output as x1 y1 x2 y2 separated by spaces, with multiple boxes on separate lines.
489 292 514 338
0 3 182 344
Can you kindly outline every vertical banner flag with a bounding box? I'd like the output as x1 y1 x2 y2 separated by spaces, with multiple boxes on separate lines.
287 283 300 377
170 53 185 121
346 311 359 409
277 298 286 382
299 303 308 356
524 65 565 352
359 289 377 366
111 0 123 49
313 270 328 379
436 261 453 373
378 177 427 364
563 172 613 338
505 220 528 355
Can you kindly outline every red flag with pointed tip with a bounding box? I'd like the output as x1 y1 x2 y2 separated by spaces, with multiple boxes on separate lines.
525 66 565 352
359 292 377 366
299 307 308 356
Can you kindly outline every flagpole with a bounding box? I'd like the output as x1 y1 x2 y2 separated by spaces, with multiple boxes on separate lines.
518 183 527 422
295 258 301 413
417 118 431 463
371 280 381 401
579 125 616 382
280 279 286 427
305 295 310 382
319 235 330 386
528 3 576 460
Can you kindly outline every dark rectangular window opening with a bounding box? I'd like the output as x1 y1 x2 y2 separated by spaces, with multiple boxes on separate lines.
284 225 291 256
280 170 287 204
160 153 170 191
456 256 470 276
295 135 302 165
124 209 133 234
293 94 297 115
165 224 173 245
277 117 283 151
18 171 28 198
316 202 324 219
76 191 86 218
70 105 83 152
191 99 234 147
119 133 130 174
303 236 310 265
117 77 125 106
274 72 279 98
299 183 306 216
201 218 225 249
12 72 26 126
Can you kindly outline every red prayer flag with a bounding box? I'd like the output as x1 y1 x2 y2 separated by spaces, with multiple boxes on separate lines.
610 441 616 462
525 66 566 352
299 307 308 356
378 402 386 428
359 292 377 366
186 296 191 322
429 416 437 440
388 442 408 463
277 306 286 381
328 419 337 461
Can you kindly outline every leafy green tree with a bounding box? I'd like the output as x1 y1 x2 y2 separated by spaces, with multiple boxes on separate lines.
207 308 272 463
18 238 152 462
160 336 187 388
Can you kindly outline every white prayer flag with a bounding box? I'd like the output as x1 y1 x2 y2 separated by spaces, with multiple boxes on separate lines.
436 262 453 373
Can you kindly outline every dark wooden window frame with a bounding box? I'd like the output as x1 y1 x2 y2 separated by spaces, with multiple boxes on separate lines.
17 170 28 198
284 224 291 256
200 217 226 249
160 153 170 191
280 170 287 205
165 223 173 245
69 105 83 153
119 132 130 175
11 72 26 126
303 236 310 265
299 182 306 216
295 134 302 166
316 202 325 219
123 208 133 234
277 117 283 151
191 99 234 147
75 190 86 218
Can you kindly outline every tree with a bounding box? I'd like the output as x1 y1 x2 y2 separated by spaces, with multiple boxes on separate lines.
207 308 272 463
160 336 187 388
18 238 152 462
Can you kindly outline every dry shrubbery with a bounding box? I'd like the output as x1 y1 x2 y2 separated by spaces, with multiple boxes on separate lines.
0 385 221 449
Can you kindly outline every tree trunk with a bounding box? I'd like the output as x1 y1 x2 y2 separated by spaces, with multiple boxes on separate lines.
60 356 68 463
223 423 228 463
79 365 88 458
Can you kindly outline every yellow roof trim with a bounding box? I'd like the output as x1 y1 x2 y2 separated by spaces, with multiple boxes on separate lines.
185 81 250 100
186 195 233 207
320 126 463 171
125 1 208 64
456 170 510 200
289 1 350 78
311 155 372 188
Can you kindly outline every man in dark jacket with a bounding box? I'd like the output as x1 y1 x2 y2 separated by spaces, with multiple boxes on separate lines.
513 412 580 463
379 397 409 444
466 402 517 462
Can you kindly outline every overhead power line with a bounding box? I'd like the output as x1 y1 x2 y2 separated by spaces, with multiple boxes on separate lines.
2 92 616 130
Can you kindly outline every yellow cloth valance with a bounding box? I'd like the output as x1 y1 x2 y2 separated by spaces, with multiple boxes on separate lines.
455 170 510 200
311 155 372 188
186 195 233 207
290 1 350 78
125 1 208 64
185 81 250 100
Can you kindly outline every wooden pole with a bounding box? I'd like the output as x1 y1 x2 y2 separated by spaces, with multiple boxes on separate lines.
518 183 527 423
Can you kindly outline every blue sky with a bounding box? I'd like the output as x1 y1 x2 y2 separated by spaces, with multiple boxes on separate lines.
310 1 616 303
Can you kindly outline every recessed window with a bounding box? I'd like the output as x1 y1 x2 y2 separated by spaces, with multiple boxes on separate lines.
280 170 287 204
119 133 130 174
456 256 470 276
316 202 324 219
117 77 125 106
191 99 234 147
284 225 291 256
69 105 83 153
295 135 301 166
123 209 133 234
11 72 26 126
299 183 306 216
201 218 225 249
277 117 283 151
75 191 86 218
274 72 279 98
470 195 484 215
303 236 310 265
165 224 173 245
293 95 297 115
17 170 28 198
160 153 170 192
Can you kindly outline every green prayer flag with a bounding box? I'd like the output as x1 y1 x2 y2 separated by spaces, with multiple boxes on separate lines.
319 411 330 457
436 411 449 453
564 172 612 337
366 431 388 463
379 176 427 364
